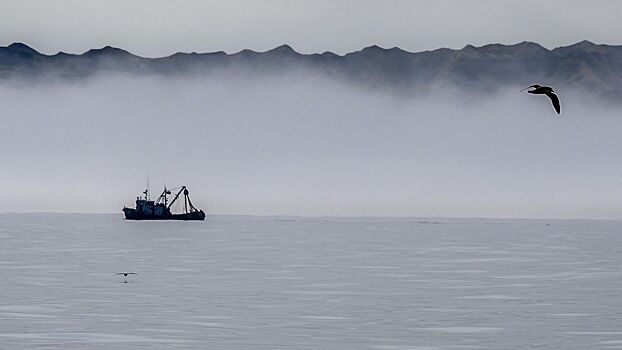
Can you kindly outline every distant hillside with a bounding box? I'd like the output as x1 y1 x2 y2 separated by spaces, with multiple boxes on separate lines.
1 41 622 99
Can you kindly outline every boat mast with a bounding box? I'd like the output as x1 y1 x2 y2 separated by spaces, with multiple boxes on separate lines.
166 186 199 214
184 189 188 214
155 187 171 205
146 169 150 201
167 186 186 210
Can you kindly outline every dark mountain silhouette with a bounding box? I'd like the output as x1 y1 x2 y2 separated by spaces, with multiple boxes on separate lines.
1 40 622 99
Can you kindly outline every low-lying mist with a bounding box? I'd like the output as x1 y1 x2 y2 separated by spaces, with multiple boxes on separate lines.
2 72 622 218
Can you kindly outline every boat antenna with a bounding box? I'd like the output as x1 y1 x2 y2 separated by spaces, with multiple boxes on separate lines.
146 168 150 201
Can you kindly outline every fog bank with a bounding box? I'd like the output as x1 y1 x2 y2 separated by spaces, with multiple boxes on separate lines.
1 74 621 219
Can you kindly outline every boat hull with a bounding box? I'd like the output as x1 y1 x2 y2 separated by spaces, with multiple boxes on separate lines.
123 207 205 221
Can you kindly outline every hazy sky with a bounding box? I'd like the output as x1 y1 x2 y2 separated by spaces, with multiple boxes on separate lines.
0 0 621 56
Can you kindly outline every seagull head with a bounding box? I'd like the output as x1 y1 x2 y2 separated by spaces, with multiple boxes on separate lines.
520 84 541 92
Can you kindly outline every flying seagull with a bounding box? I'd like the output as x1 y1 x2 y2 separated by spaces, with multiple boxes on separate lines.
115 272 137 283
522 84 561 114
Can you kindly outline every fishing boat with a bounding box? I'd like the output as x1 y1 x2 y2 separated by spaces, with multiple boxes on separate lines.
123 186 205 221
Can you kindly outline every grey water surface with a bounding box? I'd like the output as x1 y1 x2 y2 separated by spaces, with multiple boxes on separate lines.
0 214 621 349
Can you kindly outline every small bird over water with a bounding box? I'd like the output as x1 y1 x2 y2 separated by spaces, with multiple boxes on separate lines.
521 84 561 115
115 272 137 283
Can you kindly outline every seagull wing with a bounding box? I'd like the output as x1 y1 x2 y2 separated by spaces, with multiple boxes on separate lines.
545 92 560 114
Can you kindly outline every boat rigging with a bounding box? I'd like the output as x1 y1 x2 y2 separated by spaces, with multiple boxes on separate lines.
122 185 206 221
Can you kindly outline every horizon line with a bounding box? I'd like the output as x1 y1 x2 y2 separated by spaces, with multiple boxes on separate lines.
0 211 619 222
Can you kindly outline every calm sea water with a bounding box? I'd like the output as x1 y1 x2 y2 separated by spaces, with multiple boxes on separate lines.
0 214 621 349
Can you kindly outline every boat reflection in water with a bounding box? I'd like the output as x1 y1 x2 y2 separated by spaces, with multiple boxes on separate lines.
123 186 205 221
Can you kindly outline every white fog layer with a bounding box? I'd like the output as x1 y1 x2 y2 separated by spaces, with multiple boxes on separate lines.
1 74 621 218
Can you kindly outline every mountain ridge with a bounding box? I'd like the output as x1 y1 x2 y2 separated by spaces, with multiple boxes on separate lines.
2 41 622 99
